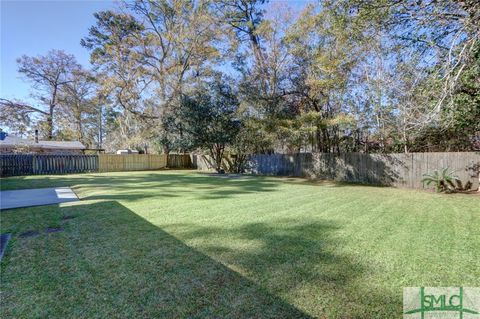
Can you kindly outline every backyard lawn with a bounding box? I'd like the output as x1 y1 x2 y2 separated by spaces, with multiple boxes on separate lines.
0 170 479 318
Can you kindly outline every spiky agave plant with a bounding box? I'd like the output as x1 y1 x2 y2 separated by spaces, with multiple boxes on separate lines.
422 168 459 193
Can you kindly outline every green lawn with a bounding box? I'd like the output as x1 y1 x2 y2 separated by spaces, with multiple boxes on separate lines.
1 171 479 318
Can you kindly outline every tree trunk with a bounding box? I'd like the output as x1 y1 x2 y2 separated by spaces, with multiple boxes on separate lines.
316 126 322 153
47 105 54 140
403 134 409 153
210 144 224 173
47 83 59 140
163 145 170 156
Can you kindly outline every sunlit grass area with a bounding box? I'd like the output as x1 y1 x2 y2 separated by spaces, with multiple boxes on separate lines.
1 171 479 318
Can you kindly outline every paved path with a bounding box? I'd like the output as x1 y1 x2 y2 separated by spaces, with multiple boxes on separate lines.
0 187 79 210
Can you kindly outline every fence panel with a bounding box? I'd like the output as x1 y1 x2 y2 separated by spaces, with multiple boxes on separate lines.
1 154 194 177
192 152 480 190
0 154 98 177
34 155 98 175
0 154 33 176
167 154 192 168
98 154 168 172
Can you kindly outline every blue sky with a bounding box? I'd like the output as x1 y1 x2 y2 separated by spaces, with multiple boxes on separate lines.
1 0 115 102
1 0 310 103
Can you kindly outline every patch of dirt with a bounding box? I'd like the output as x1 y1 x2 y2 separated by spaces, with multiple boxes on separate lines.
45 227 64 233
19 231 40 238
458 190 480 196
62 215 76 221
210 173 250 179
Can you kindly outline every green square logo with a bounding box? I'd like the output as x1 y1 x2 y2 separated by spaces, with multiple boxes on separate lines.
404 287 480 319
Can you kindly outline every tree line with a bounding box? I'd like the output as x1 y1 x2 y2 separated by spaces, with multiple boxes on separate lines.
1 0 479 166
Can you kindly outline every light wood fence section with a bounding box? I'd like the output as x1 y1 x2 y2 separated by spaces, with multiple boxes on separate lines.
98 154 168 172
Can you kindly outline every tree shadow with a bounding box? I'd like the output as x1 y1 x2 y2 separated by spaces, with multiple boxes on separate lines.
164 219 401 318
0 172 280 201
305 153 402 186
243 152 480 190
0 201 311 318
246 153 403 186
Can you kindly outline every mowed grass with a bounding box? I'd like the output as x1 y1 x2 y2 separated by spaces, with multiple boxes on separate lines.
1 171 479 318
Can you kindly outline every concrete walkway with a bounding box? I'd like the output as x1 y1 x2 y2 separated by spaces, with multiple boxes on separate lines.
0 187 79 210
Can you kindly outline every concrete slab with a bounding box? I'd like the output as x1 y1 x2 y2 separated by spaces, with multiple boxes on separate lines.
0 187 79 210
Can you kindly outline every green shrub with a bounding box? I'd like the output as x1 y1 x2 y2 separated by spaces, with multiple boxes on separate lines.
422 168 472 193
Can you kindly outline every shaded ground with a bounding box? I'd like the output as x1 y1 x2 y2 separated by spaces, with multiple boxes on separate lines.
1 170 479 318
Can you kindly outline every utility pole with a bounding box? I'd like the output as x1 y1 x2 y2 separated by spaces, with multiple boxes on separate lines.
98 105 103 149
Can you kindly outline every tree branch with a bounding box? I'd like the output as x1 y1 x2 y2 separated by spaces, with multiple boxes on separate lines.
0 98 49 115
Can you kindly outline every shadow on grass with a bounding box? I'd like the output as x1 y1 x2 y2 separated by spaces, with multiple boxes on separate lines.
262 175 393 189
165 220 401 317
0 201 311 318
0 172 281 201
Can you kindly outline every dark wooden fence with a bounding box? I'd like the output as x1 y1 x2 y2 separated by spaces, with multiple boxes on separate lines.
0 154 34 176
1 154 193 177
167 154 192 168
193 152 480 190
1 155 98 177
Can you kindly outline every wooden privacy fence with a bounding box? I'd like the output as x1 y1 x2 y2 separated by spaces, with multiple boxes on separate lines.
0 154 98 177
1 154 192 177
98 154 167 172
193 152 480 190
167 154 192 168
